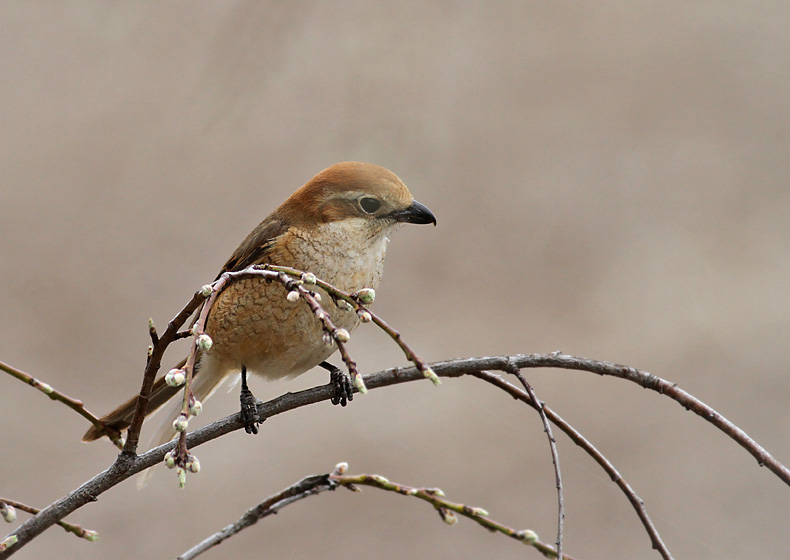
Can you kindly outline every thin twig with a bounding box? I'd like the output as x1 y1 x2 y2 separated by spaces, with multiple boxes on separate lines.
176 473 333 560
122 288 209 456
0 360 123 449
330 467 579 560
0 499 97 542
468 370 673 560
177 464 578 560
4 354 785 557
504 366 564 560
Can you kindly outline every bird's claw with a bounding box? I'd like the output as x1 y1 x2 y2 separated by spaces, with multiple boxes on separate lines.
330 366 354 407
239 386 261 434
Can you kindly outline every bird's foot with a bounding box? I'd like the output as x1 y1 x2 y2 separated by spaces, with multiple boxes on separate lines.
329 365 354 407
239 385 261 434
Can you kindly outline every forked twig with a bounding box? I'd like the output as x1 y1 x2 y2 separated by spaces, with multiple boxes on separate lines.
503 365 565 560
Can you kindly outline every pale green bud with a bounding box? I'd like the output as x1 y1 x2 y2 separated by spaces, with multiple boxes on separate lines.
0 535 18 551
440 509 458 525
83 530 100 542
185 456 201 473
173 414 189 432
423 366 441 386
356 288 375 304
354 375 368 394
189 398 202 416
1 504 16 523
302 272 317 284
517 530 538 543
165 368 186 387
196 334 213 351
177 467 187 488
334 328 350 343
357 310 372 323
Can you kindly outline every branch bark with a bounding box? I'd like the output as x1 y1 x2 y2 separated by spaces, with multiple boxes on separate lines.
2 353 786 558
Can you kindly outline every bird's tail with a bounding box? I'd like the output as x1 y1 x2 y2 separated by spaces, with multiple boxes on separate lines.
81 357 188 443
136 355 228 488
144 356 227 450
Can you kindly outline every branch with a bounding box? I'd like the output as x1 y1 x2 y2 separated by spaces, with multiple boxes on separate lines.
0 360 123 449
3 353 785 557
122 288 209 455
176 473 333 560
0 499 96 542
177 463 578 560
506 366 565 560
469 370 673 560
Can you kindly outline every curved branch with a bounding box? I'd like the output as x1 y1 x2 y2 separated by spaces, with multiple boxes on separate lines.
2 353 786 558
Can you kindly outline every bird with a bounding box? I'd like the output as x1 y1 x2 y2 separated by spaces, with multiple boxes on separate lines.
82 161 436 446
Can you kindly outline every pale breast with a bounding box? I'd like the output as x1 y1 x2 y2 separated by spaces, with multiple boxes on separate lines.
204 219 392 379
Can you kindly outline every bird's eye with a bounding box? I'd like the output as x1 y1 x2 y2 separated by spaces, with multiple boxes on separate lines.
358 196 382 214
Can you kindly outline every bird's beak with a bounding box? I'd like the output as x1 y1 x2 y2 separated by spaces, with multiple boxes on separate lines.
390 200 437 226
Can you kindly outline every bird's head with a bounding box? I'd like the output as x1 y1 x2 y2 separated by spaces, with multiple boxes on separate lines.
279 162 436 231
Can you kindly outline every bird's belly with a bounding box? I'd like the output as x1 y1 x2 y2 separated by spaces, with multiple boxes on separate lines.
203 276 359 379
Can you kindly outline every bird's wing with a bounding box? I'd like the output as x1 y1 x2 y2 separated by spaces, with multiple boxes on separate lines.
217 215 289 277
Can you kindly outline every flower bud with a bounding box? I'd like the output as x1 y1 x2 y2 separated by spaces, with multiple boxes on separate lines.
165 368 186 387
336 299 352 310
356 288 375 304
286 290 300 302
83 530 100 542
357 310 372 323
302 272 317 284
354 375 368 394
189 398 203 416
517 530 539 543
196 334 213 351
0 535 18 551
164 450 177 469
200 284 213 297
334 328 350 343
1 504 16 523
439 509 458 525
422 366 441 386
334 462 348 474
173 414 189 432
177 466 187 488
185 455 201 473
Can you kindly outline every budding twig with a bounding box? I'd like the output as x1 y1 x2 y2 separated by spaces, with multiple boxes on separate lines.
330 466 577 560
0 499 96 542
177 463 577 560
257 265 440 385
0 360 123 449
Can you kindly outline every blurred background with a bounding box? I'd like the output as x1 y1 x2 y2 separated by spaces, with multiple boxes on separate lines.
1 2 788 559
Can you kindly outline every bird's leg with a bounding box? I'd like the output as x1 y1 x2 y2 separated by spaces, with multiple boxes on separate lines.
320 361 354 407
239 365 260 434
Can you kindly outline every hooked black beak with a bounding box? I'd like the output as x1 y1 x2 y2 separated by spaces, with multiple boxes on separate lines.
390 200 436 226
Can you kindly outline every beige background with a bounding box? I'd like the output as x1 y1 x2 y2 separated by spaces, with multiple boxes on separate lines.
2 3 789 559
